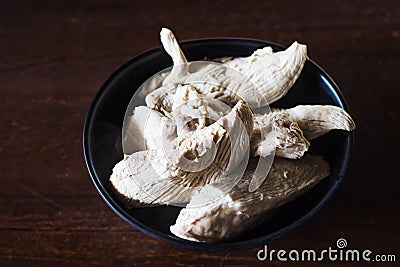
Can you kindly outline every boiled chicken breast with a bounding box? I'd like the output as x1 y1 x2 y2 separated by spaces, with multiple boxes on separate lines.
281 105 356 140
171 84 230 136
170 154 330 242
225 41 307 107
111 101 253 206
251 111 310 159
250 105 355 159
122 106 176 154
146 28 308 113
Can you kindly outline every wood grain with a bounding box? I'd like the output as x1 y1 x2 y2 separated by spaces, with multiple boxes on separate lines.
1 0 399 266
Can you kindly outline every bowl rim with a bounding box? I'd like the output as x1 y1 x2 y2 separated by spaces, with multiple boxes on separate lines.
83 37 354 251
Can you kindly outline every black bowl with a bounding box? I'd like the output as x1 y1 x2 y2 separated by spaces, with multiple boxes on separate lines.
83 38 353 251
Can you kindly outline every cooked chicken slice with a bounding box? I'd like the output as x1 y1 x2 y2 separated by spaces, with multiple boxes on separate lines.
122 106 176 154
251 111 310 159
183 63 249 107
145 85 176 116
146 61 260 116
222 42 307 107
279 105 356 140
251 105 355 159
110 150 180 207
151 40 307 109
168 118 227 175
111 128 227 207
113 123 227 206
225 41 307 107
166 100 252 185
139 29 187 97
145 28 188 111
171 85 230 136
216 100 253 172
147 28 308 114
111 101 253 206
145 62 242 116
194 48 276 108
160 27 188 85
138 71 169 98
170 155 330 242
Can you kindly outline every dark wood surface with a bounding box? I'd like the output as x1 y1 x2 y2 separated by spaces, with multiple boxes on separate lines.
1 0 399 266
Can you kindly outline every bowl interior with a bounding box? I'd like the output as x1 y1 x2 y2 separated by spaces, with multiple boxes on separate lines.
83 38 352 251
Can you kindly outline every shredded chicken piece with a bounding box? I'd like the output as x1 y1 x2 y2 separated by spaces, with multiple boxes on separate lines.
146 29 307 112
280 105 356 140
171 85 230 136
123 106 176 153
225 42 307 107
251 111 310 159
111 101 253 206
170 155 330 242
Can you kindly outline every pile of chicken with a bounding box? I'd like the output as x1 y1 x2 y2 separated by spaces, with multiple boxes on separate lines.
110 28 355 242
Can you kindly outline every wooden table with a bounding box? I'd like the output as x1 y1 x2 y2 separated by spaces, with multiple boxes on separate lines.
1 1 399 266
